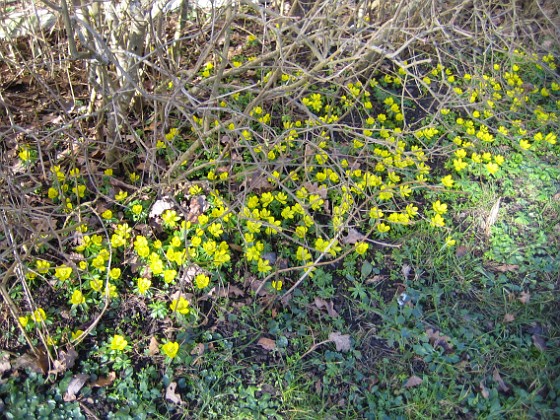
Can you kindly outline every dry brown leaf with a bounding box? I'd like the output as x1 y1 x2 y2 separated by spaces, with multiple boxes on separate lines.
479 381 490 399
493 368 510 393
365 275 386 284
191 343 205 356
328 332 351 352
149 197 174 218
165 382 182 404
314 297 339 317
455 246 469 258
404 375 423 388
532 334 547 351
186 195 208 222
50 348 78 375
426 328 453 352
13 350 48 375
63 373 89 402
149 337 160 356
503 313 515 323
91 372 116 388
341 227 366 245
493 264 519 273
257 337 276 351
302 182 328 199
518 291 531 304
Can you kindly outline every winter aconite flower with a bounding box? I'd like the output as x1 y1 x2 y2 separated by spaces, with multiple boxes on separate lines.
170 296 190 315
432 200 448 215
70 290 85 305
137 277 151 295
354 242 369 256
55 265 73 281
271 280 283 291
31 308 47 323
110 334 128 351
195 274 210 289
161 341 179 359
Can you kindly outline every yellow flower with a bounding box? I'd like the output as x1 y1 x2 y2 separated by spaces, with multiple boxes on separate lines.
115 190 128 201
90 278 103 292
453 159 468 172
271 280 283 291
519 139 531 150
161 341 180 359
163 269 177 284
109 268 121 280
441 175 454 188
137 277 151 294
162 210 181 227
71 329 84 341
19 315 29 328
36 260 51 274
195 273 210 289
55 265 73 281
431 214 446 228
70 290 85 305
377 223 390 233
48 187 59 199
257 258 272 273
486 162 499 175
110 334 128 351
445 236 456 247
31 308 47 323
295 246 311 261
354 242 369 256
170 296 190 315
432 200 448 215
101 210 113 220
104 168 113 176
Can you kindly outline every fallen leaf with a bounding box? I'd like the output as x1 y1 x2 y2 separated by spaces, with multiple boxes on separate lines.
228 285 245 297
149 197 174 218
404 375 423 388
165 381 182 404
532 334 547 351
341 227 366 245
13 350 48 375
149 336 160 356
186 195 208 222
64 373 89 401
426 328 453 352
503 313 515 323
314 297 339 317
191 343 205 356
257 337 276 351
302 182 328 199
518 291 530 304
90 372 116 388
50 348 78 375
365 274 386 284
479 381 490 399
455 246 468 258
401 264 411 279
328 332 351 352
492 368 510 393
493 264 519 272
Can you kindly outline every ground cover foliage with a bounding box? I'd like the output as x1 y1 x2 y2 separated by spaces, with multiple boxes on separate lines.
1 0 559 418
